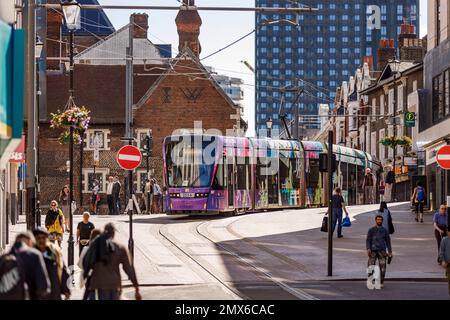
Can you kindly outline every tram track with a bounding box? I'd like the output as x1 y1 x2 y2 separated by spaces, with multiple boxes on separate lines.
115 214 318 300
196 220 318 301
158 221 249 300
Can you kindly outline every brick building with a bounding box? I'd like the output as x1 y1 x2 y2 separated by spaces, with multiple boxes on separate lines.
359 23 425 201
39 2 245 212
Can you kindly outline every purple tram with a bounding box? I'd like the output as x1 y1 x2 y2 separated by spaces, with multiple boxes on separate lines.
163 133 375 215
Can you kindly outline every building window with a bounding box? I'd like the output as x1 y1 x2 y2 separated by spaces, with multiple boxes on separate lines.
397 85 404 112
136 129 153 151
82 168 110 193
85 129 111 151
372 98 377 116
433 74 445 122
379 129 385 161
445 69 450 117
371 131 377 158
436 0 441 46
388 126 394 159
388 88 394 115
380 94 385 116
135 169 152 194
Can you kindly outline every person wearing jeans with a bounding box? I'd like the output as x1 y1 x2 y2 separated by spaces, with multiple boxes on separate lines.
330 188 349 238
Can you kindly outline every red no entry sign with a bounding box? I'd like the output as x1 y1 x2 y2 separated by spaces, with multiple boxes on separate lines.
116 145 142 170
437 145 450 170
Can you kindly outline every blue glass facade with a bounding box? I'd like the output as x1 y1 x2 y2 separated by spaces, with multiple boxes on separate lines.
255 0 420 133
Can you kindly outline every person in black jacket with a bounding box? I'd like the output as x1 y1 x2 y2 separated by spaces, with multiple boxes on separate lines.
7 232 51 299
112 176 121 215
33 227 71 300
384 165 395 202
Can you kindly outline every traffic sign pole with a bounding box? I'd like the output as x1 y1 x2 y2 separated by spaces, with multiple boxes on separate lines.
117 143 142 265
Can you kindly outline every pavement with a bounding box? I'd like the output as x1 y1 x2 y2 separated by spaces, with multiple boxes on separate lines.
5 202 449 300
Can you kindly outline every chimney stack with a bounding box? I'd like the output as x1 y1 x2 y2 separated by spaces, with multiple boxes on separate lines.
175 0 202 57
376 38 396 71
398 22 426 62
131 13 148 39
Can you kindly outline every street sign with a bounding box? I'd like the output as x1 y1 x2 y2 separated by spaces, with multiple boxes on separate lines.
94 149 99 162
405 112 416 128
436 145 450 170
117 145 142 170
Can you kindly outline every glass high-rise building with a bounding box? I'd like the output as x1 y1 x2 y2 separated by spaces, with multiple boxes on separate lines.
255 0 420 134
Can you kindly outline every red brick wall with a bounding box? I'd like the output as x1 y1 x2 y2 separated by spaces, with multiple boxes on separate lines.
134 58 238 181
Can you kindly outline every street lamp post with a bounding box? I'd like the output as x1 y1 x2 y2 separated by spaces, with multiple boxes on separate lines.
61 0 81 273
266 117 273 138
35 36 43 228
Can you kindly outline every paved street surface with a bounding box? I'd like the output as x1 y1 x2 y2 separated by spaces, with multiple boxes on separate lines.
7 203 449 300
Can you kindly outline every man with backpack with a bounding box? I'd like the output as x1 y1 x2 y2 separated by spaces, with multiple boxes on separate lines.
0 232 50 300
411 181 426 223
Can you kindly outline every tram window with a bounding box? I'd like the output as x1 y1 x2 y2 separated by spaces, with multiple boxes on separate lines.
212 161 225 190
292 158 300 189
236 157 247 190
279 156 290 189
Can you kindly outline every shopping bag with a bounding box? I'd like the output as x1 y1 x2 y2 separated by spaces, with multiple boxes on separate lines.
320 216 328 232
341 216 351 227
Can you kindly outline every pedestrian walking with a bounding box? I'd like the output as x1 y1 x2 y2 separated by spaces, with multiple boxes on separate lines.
106 176 114 215
78 228 101 299
143 179 152 214
32 227 71 300
362 168 376 204
90 179 100 215
411 181 426 223
378 202 395 235
58 185 70 232
327 188 349 238
366 215 393 288
438 228 450 299
384 165 395 202
434 205 448 263
45 200 64 247
76 212 95 257
0 232 50 300
113 176 121 215
152 179 162 214
82 223 141 300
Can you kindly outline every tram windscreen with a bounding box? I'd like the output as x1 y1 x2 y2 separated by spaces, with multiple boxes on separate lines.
165 137 216 188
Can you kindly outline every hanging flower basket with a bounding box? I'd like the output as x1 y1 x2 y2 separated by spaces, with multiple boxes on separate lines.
50 106 91 130
51 105 91 145
379 136 412 148
379 136 395 146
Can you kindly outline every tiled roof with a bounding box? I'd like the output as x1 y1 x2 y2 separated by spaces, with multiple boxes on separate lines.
74 24 164 65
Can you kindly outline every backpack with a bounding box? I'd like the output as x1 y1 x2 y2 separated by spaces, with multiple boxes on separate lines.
0 253 25 300
416 186 425 202
153 184 161 196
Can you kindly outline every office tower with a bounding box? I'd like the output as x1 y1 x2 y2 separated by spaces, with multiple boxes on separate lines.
255 0 420 134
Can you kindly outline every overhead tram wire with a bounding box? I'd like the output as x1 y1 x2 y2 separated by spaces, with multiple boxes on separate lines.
39 3 319 13
49 12 340 104
50 11 336 102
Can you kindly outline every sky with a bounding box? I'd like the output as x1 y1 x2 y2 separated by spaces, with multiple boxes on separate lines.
99 0 428 138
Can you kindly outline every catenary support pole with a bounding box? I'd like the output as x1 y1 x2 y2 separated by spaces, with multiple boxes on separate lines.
327 130 333 277
25 0 37 230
